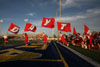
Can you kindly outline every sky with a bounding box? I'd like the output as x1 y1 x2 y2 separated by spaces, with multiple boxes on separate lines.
0 0 100 36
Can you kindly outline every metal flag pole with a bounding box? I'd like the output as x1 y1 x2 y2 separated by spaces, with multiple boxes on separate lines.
59 0 61 22
56 11 59 35
56 11 58 22
0 20 3 36
56 11 60 41
59 0 67 35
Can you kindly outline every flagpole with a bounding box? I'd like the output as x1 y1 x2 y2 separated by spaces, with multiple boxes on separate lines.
0 20 3 36
52 28 54 37
24 19 28 33
57 0 62 40
59 0 67 35
56 11 59 37
56 11 58 22
59 0 61 22
59 0 66 35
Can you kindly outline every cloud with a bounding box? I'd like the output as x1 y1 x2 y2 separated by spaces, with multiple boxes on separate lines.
54 7 100 33
27 8 100 26
39 2 48 6
29 0 99 9
55 8 100 21
29 20 41 27
26 13 36 16
57 15 87 21
2 18 14 21
29 0 50 7
87 8 100 14
59 0 99 8
61 0 75 7
84 8 100 18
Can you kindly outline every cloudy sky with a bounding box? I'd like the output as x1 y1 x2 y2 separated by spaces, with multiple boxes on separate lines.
0 0 100 36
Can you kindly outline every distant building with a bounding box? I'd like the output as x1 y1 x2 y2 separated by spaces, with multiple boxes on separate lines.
5 33 43 40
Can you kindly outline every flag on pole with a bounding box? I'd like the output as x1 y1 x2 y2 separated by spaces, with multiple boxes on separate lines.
41 17 55 29
73 27 77 36
8 23 20 34
57 22 71 32
24 23 37 32
84 24 90 34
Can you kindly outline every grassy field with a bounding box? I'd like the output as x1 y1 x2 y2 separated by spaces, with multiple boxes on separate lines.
0 40 24 46
0 40 42 46
68 45 100 63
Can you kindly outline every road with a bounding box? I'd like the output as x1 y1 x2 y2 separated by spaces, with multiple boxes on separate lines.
0 41 94 67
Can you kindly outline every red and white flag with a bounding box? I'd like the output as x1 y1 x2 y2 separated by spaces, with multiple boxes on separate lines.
84 24 90 34
41 17 55 29
8 23 20 34
73 27 77 36
24 23 37 32
57 22 71 32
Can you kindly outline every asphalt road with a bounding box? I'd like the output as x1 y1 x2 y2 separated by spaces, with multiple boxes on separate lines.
0 41 94 67
54 41 94 67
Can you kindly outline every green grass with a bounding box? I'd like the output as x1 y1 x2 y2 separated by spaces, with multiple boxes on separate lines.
7 40 24 44
69 45 100 63
0 41 4 45
0 40 24 46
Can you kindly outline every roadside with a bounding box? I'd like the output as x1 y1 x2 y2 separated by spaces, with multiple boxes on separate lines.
58 42 100 67
0 40 25 50
69 45 100 63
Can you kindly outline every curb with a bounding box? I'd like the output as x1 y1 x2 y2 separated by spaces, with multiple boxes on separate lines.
58 42 100 67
